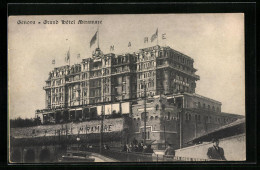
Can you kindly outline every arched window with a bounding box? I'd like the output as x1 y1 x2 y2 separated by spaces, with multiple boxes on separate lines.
198 102 201 108
208 105 210 110
162 104 165 111
141 112 146 120
185 114 188 121
203 103 206 108
155 116 159 120
189 114 191 121
150 116 154 120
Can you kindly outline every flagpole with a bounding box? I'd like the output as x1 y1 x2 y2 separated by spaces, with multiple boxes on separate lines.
66 39 71 66
157 28 159 46
69 47 70 66
52 58 55 69
97 25 100 49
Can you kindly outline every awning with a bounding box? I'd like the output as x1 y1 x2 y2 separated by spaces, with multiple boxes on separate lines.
188 118 245 144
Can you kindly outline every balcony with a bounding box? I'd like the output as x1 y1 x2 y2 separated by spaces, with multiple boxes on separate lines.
43 85 51 90
92 66 102 71
156 63 200 80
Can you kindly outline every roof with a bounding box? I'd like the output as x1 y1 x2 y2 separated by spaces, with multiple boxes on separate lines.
189 118 245 144
167 93 222 105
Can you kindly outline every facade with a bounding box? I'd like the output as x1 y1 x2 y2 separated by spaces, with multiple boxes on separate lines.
42 45 199 111
35 45 243 150
130 93 242 150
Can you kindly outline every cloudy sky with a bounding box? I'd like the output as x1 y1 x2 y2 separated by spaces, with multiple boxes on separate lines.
8 14 245 119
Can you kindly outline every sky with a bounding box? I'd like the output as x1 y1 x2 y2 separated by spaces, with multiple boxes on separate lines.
8 14 245 119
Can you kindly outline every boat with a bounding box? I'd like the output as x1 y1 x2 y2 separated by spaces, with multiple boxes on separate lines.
59 151 95 162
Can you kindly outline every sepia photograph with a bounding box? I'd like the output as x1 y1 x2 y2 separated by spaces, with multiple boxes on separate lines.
8 13 246 163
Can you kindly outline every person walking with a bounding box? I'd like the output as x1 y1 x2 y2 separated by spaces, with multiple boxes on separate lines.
207 138 226 160
164 144 175 156
143 144 154 154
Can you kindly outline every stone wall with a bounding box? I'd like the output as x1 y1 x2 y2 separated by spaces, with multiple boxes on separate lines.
175 134 246 161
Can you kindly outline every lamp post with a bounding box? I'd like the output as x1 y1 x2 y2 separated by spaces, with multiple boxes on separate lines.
177 95 184 149
100 70 105 154
100 105 104 153
76 136 80 151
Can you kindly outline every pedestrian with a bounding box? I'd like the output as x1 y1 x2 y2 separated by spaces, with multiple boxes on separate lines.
164 144 175 156
207 138 226 160
134 144 138 152
133 138 138 145
137 142 143 152
126 144 132 153
143 144 154 154
122 144 127 152
104 144 110 150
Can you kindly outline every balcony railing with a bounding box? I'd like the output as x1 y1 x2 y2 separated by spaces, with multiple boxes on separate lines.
156 63 200 80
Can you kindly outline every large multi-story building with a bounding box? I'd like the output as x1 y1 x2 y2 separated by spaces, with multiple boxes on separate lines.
42 45 199 110
35 45 243 149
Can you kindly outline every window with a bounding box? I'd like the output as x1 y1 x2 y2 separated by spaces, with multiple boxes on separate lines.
189 114 191 121
203 103 206 108
155 104 159 111
142 131 150 140
122 76 126 82
141 112 146 120
162 104 165 111
167 112 170 120
208 105 210 110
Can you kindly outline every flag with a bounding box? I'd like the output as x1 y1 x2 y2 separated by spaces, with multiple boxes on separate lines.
90 31 98 48
151 28 158 42
144 37 148 43
110 45 114 51
65 48 70 63
52 59 55 65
